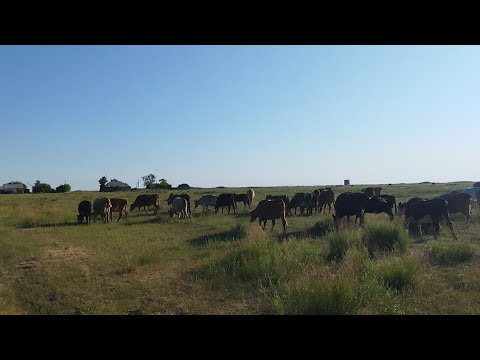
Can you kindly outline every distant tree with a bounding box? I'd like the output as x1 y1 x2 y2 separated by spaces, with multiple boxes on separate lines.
99 176 108 192
55 184 71 193
32 180 54 193
142 174 156 188
157 178 172 189
145 178 172 190
177 183 190 190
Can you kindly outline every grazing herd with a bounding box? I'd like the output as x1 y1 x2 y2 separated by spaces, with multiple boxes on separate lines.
76 185 480 241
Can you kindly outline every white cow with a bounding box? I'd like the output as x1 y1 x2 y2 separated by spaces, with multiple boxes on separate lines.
168 197 189 219
460 188 480 208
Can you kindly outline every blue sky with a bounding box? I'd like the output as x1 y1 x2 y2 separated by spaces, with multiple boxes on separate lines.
1 45 479 190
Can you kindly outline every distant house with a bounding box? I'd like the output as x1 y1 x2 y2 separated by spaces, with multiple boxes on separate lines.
0 181 28 194
103 179 131 192
177 183 191 190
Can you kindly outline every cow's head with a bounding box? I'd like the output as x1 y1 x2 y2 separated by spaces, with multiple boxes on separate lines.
194 200 199 208
168 208 174 218
250 209 258 222
332 214 340 232
77 214 83 223
397 202 406 216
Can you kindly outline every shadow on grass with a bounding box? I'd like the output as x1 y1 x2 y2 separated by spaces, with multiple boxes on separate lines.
188 225 247 246
19 221 84 229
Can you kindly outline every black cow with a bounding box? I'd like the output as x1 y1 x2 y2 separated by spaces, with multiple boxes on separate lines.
130 194 160 215
266 195 290 213
215 193 237 214
438 192 472 222
332 192 370 231
291 193 314 215
77 200 92 225
377 194 397 215
364 196 394 221
234 193 251 209
398 198 456 239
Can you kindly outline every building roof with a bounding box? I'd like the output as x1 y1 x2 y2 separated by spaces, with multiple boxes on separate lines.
105 180 130 188
0 182 26 190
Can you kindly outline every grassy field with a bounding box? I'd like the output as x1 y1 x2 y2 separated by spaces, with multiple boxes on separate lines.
1 181 480 315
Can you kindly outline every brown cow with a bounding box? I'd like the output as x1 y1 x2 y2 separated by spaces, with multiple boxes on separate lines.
398 197 456 239
92 198 112 223
317 189 335 213
362 187 382 197
439 192 472 222
250 199 288 236
130 194 160 215
110 198 128 222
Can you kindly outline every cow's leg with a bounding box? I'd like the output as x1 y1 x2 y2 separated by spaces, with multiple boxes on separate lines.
271 218 276 231
282 217 287 237
446 220 457 240
359 211 365 227
263 219 267 229
144 206 149 215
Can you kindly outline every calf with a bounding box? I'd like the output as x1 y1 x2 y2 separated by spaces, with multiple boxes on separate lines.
250 199 288 236
77 200 92 225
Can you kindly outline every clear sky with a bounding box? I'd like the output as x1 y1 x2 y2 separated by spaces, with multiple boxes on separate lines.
1 45 479 190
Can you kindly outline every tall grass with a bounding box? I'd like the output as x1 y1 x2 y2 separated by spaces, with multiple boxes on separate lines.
373 255 417 293
428 241 475 266
269 247 399 315
362 222 410 256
